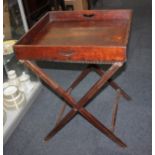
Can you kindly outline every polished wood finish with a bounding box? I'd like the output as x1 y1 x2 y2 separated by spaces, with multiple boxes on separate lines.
14 10 132 63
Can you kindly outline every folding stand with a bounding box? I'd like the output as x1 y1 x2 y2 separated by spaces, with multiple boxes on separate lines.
23 60 131 148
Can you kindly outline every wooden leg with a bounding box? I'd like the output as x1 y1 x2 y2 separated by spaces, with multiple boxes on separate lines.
55 63 131 126
45 110 76 141
45 62 127 147
24 60 78 108
55 100 67 126
55 66 92 125
79 108 127 147
45 106 126 147
24 61 127 147
76 63 123 109
111 89 121 132
92 64 131 101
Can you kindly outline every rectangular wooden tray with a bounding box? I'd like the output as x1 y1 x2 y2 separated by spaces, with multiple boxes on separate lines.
14 10 132 63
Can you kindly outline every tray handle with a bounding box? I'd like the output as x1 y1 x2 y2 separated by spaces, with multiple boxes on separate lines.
59 51 74 57
82 13 95 18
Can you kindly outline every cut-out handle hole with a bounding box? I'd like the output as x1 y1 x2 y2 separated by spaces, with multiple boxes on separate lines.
59 51 74 57
83 14 95 18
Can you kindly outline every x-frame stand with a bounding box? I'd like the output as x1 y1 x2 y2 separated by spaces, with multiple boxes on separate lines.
23 60 131 148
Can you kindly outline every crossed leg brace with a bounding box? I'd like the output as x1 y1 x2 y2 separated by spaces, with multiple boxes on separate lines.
23 61 131 148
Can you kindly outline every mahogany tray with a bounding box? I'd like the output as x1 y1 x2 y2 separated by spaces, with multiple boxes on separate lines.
14 10 132 63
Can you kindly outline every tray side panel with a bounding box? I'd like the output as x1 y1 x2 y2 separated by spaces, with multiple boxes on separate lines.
14 46 126 63
15 13 50 45
29 19 130 46
49 10 132 22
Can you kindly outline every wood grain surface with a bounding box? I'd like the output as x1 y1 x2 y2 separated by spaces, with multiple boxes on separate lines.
14 10 132 63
